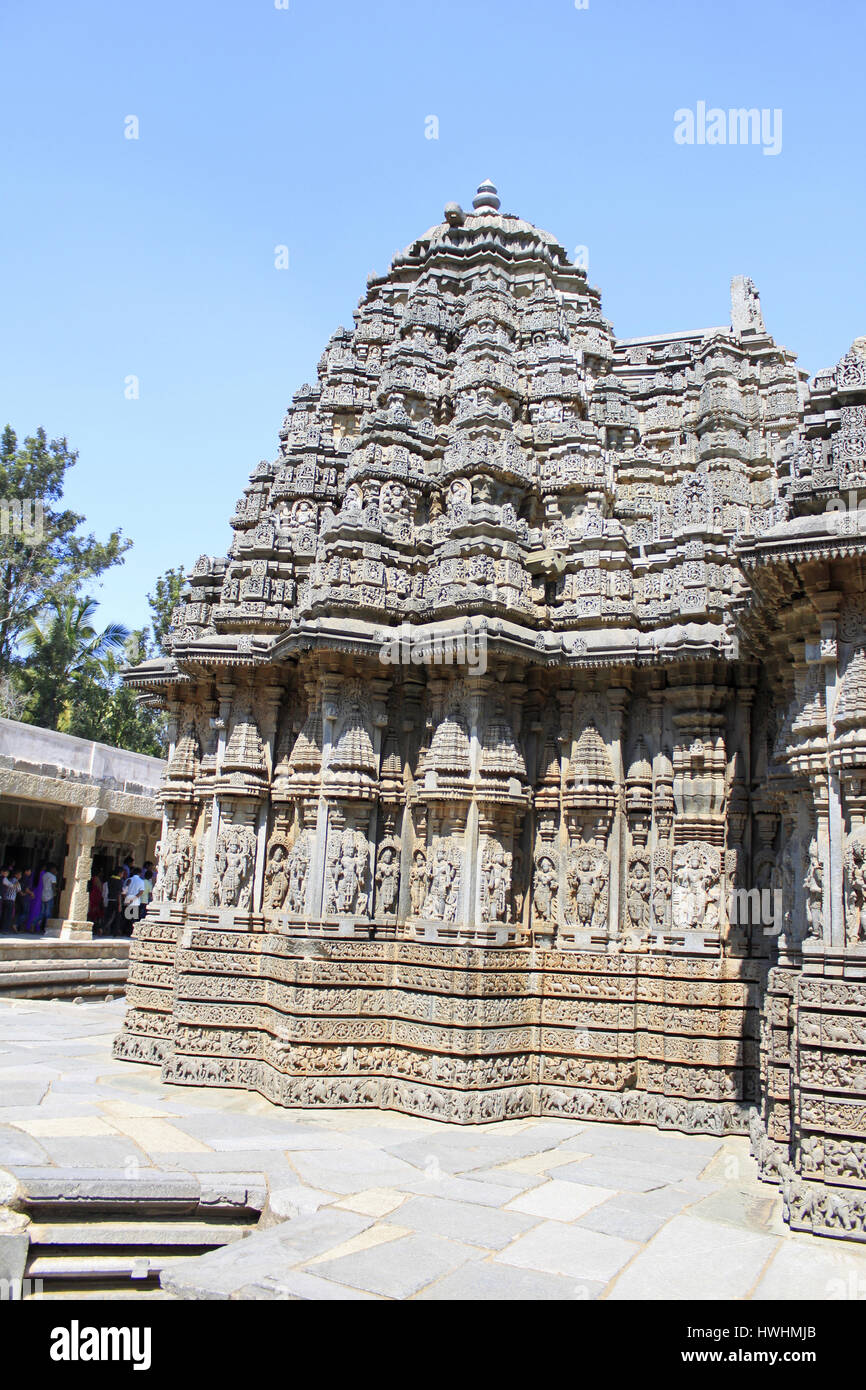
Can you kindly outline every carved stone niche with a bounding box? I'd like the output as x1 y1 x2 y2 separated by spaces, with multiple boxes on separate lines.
626 736 653 846
559 841 610 947
671 685 728 847
474 700 530 943
671 840 723 934
563 722 616 846
559 721 615 947
155 822 193 909
210 806 258 920
532 838 560 945
322 815 371 923
410 699 473 942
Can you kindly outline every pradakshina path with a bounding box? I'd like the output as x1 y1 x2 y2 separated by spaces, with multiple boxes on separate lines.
118 183 866 1242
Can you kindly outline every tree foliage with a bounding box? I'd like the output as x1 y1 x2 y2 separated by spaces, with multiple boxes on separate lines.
147 567 185 653
0 425 129 668
0 421 182 757
19 596 129 730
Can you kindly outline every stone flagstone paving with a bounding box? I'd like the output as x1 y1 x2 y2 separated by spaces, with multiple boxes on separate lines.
3 997 866 1301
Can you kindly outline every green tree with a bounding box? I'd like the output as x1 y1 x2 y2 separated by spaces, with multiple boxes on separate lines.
0 425 130 669
64 635 168 756
147 567 186 653
19 596 129 729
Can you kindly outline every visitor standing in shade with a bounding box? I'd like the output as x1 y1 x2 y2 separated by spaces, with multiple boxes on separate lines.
0 869 20 933
139 869 154 918
102 866 124 937
39 864 57 931
16 869 34 931
122 867 145 934
88 872 104 932
25 868 44 934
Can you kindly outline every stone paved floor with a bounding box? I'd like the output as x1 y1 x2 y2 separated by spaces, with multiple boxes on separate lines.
3 998 866 1300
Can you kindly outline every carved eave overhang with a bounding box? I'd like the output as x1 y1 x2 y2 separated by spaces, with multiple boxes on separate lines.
121 657 182 691
165 633 279 670
738 513 866 573
266 613 736 672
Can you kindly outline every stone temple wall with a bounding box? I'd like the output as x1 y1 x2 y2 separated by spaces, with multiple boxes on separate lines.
115 183 866 1239
118 925 762 1130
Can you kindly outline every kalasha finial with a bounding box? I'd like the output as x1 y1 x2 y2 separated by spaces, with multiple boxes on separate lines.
472 179 500 212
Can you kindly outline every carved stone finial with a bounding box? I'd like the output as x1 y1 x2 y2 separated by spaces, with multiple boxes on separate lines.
472 179 500 212
731 274 765 335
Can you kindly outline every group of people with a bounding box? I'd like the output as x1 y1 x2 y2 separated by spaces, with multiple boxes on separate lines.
0 855 158 937
88 858 157 938
0 864 58 934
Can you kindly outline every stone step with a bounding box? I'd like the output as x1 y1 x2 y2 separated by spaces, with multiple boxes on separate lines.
27 1251 211 1279
0 963 126 978
25 1284 177 1300
16 1169 267 1217
0 939 131 959
0 941 130 997
27 1221 251 1247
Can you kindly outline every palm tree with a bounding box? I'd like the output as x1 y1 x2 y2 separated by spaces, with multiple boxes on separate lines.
20 596 129 729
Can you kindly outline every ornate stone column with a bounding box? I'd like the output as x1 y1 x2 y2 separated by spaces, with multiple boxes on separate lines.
57 808 110 940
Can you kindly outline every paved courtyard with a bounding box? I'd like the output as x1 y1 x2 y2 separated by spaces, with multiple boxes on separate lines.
2 997 866 1300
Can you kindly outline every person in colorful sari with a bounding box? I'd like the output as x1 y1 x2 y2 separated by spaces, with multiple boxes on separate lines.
88 872 105 933
26 868 45 934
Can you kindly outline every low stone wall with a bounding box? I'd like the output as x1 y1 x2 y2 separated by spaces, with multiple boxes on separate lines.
0 939 129 999
114 912 763 1131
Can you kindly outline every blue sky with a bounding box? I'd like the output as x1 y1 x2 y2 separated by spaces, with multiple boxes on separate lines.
2 0 864 631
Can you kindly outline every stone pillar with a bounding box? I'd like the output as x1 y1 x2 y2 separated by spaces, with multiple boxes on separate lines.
57 808 109 940
200 679 234 907
607 684 630 940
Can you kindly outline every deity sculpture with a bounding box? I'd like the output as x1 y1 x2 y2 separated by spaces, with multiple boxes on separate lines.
672 843 721 930
158 829 192 904
423 844 461 923
626 851 651 933
845 838 866 944
325 830 369 917
212 824 256 909
409 848 428 916
804 840 824 941
263 843 290 912
480 845 510 922
285 835 311 916
566 846 609 932
375 842 400 916
533 851 558 923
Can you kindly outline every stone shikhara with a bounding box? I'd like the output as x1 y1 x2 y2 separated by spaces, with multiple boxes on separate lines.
116 183 866 1242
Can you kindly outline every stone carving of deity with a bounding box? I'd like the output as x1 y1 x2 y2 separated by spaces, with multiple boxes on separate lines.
672 842 721 931
375 842 400 916
651 861 671 931
423 843 461 923
532 851 559 923
409 849 428 916
325 830 369 917
566 846 609 932
263 843 290 912
285 835 311 916
213 824 256 910
804 840 824 941
626 850 651 933
845 837 866 945
480 845 510 922
157 829 192 904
